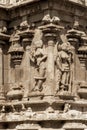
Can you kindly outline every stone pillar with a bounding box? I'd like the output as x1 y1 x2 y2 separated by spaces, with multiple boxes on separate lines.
79 36 87 82
19 26 34 99
15 64 21 82
9 47 24 83
77 48 87 82
42 24 63 97
22 38 32 99
79 57 86 81
45 37 55 96
0 41 5 101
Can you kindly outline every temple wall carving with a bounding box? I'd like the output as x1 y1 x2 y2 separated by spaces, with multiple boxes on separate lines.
0 0 87 129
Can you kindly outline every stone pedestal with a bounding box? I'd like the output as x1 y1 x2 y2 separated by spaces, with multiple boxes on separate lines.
22 38 31 99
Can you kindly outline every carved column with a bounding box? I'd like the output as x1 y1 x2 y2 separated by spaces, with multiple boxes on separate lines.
0 41 5 101
7 27 24 100
9 41 24 83
0 31 10 101
43 30 56 96
22 36 34 99
78 53 86 81
42 23 63 96
14 51 24 83
19 25 34 99
7 46 24 100
78 35 87 82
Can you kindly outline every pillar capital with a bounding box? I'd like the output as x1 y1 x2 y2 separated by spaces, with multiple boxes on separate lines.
19 25 34 50
41 23 63 43
40 14 64 44
66 28 82 50
19 20 34 44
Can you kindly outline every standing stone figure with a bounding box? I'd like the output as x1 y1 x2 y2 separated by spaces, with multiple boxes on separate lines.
55 42 73 93
31 40 47 92
55 49 62 92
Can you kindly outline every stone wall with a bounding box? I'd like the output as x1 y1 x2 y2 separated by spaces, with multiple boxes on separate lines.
0 0 87 129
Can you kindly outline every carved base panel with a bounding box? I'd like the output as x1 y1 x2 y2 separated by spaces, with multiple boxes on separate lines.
56 92 75 100
28 92 44 101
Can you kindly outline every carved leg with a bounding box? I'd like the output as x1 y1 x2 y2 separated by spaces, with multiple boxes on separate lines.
61 72 66 91
37 79 43 91
35 63 46 92
39 63 46 77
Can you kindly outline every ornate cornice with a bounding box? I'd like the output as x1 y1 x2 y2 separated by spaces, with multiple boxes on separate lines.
0 0 87 9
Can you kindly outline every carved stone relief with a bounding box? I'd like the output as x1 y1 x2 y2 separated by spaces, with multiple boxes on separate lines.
1 1 87 129
7 14 87 100
55 42 74 94
31 39 47 92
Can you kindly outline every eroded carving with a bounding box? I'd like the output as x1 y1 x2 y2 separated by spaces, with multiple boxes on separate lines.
42 14 60 25
9 26 24 66
7 82 24 100
1 1 87 130
55 42 73 93
20 20 30 31
32 40 47 92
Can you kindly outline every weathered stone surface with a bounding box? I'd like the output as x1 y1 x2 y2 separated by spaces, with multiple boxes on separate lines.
0 0 87 129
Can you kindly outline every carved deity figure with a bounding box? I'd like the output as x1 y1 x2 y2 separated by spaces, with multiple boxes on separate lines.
31 40 47 92
55 42 73 93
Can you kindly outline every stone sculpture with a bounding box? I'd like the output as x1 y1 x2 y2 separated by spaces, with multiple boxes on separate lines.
31 40 47 92
42 14 60 25
0 1 87 129
55 41 73 93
